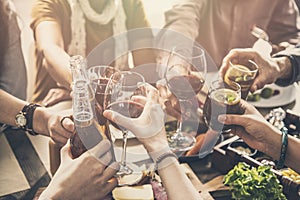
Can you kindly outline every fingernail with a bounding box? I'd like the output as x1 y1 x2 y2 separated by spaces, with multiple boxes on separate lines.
218 115 226 122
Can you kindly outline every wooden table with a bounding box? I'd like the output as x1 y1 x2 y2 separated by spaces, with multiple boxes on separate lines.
0 128 51 200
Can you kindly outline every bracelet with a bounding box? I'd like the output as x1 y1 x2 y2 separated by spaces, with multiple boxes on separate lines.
155 152 177 170
276 127 289 169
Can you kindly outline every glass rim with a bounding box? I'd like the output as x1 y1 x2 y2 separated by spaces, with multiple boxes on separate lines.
229 59 259 73
209 79 241 94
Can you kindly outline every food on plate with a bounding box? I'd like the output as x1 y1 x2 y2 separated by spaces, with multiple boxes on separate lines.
223 162 287 200
234 146 253 156
247 87 280 102
280 168 300 184
185 134 206 156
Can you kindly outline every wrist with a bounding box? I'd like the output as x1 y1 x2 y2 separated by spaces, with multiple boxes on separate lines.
265 128 282 161
274 56 292 79
33 107 50 136
139 128 170 154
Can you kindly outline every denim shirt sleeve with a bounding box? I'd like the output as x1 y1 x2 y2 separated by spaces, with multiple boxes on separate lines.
273 46 300 86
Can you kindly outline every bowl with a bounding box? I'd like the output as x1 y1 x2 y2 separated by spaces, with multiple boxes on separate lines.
228 139 257 157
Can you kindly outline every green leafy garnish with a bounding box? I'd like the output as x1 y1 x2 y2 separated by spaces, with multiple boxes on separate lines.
226 94 236 103
223 162 287 200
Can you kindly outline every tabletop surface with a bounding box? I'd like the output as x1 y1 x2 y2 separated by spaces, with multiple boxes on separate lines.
0 83 299 199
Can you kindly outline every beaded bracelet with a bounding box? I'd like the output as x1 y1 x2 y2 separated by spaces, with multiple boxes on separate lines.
155 152 177 170
276 127 289 169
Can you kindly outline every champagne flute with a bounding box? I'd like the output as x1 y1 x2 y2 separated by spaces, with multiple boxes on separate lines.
104 71 145 184
164 45 206 152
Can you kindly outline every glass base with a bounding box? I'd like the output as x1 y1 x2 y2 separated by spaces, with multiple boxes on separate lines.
168 132 196 152
116 163 144 186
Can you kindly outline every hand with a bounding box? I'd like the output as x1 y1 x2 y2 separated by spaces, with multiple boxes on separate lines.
156 79 181 120
33 108 73 146
103 84 169 154
42 88 72 107
219 48 290 92
39 140 119 200
48 115 74 146
218 100 281 158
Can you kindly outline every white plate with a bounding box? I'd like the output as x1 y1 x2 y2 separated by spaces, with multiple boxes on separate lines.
248 83 296 108
110 124 136 140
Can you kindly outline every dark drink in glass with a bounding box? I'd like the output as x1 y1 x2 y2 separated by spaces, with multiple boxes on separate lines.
224 60 258 99
106 100 144 131
94 77 110 125
203 80 242 132
167 74 205 100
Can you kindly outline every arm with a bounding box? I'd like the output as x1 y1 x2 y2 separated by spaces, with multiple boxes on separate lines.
103 84 201 199
268 0 300 46
34 21 72 89
218 101 300 173
0 89 72 145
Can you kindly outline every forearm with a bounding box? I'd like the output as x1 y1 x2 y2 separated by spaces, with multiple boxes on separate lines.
142 130 200 199
285 136 300 173
157 159 201 200
265 128 300 173
0 90 26 126
42 45 72 89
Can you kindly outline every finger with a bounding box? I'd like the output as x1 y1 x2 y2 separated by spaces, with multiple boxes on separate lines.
44 97 60 107
100 177 118 195
164 100 181 120
42 91 55 107
51 134 69 146
218 114 250 127
103 110 131 130
97 151 113 168
88 140 112 159
102 162 120 181
60 139 72 162
60 116 75 133
131 95 147 106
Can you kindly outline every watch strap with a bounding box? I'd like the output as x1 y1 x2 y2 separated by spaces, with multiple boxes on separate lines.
19 103 41 136
26 104 41 136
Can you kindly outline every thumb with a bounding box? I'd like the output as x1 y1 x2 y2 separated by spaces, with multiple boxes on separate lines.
103 110 131 130
60 139 72 162
218 114 248 127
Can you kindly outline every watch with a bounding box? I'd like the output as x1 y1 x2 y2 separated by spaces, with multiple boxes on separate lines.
15 103 41 136
15 105 29 130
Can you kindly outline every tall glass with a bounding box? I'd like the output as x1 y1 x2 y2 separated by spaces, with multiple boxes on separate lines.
224 59 258 99
104 71 145 184
87 66 119 126
203 80 242 132
164 46 206 152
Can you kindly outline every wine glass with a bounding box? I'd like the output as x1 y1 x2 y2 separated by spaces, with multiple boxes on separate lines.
87 65 120 126
164 45 206 152
104 71 145 185
224 59 258 99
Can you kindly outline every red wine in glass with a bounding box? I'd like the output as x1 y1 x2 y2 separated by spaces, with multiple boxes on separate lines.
94 77 110 125
106 100 144 131
167 74 205 100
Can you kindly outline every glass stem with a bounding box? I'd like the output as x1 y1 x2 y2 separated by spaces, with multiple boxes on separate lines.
174 99 187 139
121 130 128 167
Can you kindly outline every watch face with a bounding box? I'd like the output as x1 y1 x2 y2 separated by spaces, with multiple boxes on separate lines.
16 113 27 127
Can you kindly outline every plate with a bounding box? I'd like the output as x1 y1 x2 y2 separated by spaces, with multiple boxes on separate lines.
110 124 136 140
248 83 296 108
